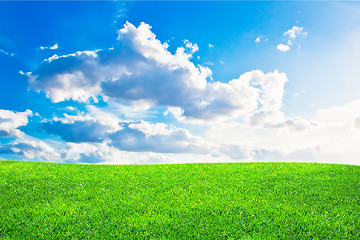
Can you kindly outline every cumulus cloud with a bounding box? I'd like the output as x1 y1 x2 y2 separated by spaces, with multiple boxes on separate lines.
0 139 60 161
26 22 211 106
242 70 313 131
55 119 215 164
164 70 292 122
39 109 213 155
39 43 59 50
1 111 215 162
255 37 261 43
284 26 307 39
0 109 62 161
208 44 214 48
277 44 291 52
0 109 32 137
42 112 122 143
1 21 358 165
184 39 199 54
26 50 103 103
26 22 289 122
110 121 212 154
277 26 307 52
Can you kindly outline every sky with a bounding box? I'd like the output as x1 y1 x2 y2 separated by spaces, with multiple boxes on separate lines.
0 1 360 165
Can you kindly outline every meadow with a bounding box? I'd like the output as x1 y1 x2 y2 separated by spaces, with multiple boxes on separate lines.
0 160 359 239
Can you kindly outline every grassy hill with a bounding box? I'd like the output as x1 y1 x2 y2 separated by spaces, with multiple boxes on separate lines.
0 161 359 239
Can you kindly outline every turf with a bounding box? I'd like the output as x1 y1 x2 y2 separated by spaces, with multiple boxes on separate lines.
0 161 359 239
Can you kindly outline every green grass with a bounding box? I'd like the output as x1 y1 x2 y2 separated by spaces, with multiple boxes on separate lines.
0 161 359 239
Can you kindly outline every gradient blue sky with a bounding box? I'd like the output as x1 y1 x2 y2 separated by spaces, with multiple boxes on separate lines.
1 1 360 164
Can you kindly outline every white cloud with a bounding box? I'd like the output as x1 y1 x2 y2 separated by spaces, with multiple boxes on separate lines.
239 70 314 131
314 99 360 125
253 70 288 111
110 121 212 154
0 109 63 161
2 98 359 165
277 44 291 52
27 22 211 105
276 26 307 52
208 44 214 48
39 109 213 155
62 141 177 164
255 36 268 43
101 101 156 120
219 143 254 159
39 43 59 50
165 70 289 122
184 39 199 54
202 97 360 165
26 22 289 122
42 111 122 143
14 21 358 165
0 139 60 161
0 109 32 138
284 26 307 39
65 106 76 111
50 43 59 50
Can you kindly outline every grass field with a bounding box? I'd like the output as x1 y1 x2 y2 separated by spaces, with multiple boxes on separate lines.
0 161 359 239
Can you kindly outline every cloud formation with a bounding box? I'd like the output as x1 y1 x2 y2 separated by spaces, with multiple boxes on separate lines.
277 26 307 52
39 43 59 50
2 20 356 165
39 109 212 155
26 22 290 122
0 109 32 137
284 26 307 39
42 113 121 143
110 121 212 154
277 44 290 52
0 139 60 161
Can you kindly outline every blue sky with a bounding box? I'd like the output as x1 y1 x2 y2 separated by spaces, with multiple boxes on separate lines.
1 1 360 164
